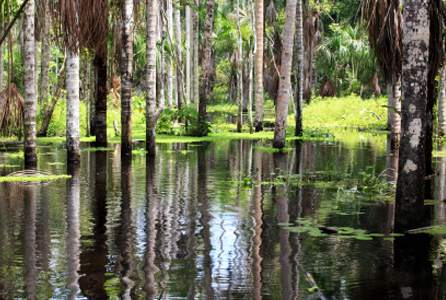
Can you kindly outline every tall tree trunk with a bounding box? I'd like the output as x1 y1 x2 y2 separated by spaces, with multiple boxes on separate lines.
185 5 191 106
24 0 37 167
273 0 297 148
191 1 199 106
294 0 303 136
66 36 80 163
95 53 108 146
254 0 263 132
89 54 96 136
236 0 243 133
0 4 3 91
39 0 50 111
146 0 163 155
38 58 66 137
438 66 446 136
121 0 134 155
395 0 429 232
166 0 173 107
174 1 183 109
197 0 216 136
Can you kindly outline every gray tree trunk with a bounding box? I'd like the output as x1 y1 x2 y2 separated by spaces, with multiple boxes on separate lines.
197 0 216 136
236 0 243 133
254 0 263 132
185 5 191 105
39 0 50 110
395 0 429 232
438 66 446 135
121 0 134 154
174 1 183 109
294 0 303 136
166 0 173 107
388 75 402 142
24 0 37 167
191 1 199 106
273 0 297 148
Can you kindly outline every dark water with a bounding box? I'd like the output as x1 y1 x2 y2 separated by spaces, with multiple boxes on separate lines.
0 132 445 299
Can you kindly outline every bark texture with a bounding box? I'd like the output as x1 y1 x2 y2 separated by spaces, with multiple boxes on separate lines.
174 1 183 109
24 0 37 167
166 0 173 107
273 0 297 148
395 0 429 232
121 0 134 154
388 76 402 142
197 0 216 136
185 5 191 105
236 0 243 133
39 0 50 108
66 46 80 163
95 53 108 146
438 66 446 136
254 0 263 132
294 0 303 136
146 0 163 155
191 1 199 106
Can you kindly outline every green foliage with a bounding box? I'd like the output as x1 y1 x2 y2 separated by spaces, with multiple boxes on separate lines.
303 95 387 129
0 174 70 182
156 105 212 136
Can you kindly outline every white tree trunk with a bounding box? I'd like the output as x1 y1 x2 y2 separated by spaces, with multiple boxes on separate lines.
236 0 243 133
185 5 191 106
166 0 173 107
24 0 37 167
254 0 263 132
192 2 199 106
66 47 80 163
174 1 182 107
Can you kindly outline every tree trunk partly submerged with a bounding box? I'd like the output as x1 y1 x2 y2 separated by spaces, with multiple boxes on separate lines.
395 0 429 232
273 0 297 148
24 0 37 167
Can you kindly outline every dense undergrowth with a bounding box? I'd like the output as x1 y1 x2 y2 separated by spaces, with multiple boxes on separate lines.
2 94 389 145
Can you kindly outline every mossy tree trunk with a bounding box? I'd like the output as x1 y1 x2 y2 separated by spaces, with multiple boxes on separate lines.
395 0 429 232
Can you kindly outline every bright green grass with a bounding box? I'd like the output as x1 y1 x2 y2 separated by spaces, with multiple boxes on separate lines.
1 95 389 146
302 95 388 130
0 174 71 182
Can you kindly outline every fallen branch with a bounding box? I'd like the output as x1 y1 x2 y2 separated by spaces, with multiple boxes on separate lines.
405 225 445 233
305 272 327 300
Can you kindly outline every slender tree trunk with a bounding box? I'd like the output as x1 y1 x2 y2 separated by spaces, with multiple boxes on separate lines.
121 0 134 155
191 2 199 106
395 0 429 232
273 0 297 148
0 4 4 90
24 0 37 167
254 0 263 132
248 51 254 133
38 58 66 137
95 53 108 146
294 0 303 136
438 66 446 136
185 5 191 106
388 75 402 143
197 0 216 136
66 29 80 164
166 0 173 107
310 39 316 94
89 54 96 136
39 0 50 111
146 0 164 155
236 0 243 133
174 1 183 109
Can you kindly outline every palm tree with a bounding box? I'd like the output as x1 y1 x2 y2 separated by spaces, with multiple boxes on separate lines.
191 0 199 106
273 0 298 148
174 1 183 108
121 0 134 154
197 0 216 136
254 0 263 132
363 0 402 140
146 0 163 155
294 0 303 136
166 0 173 107
236 0 243 133
395 0 429 232
39 0 50 111
24 0 37 167
185 5 191 105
